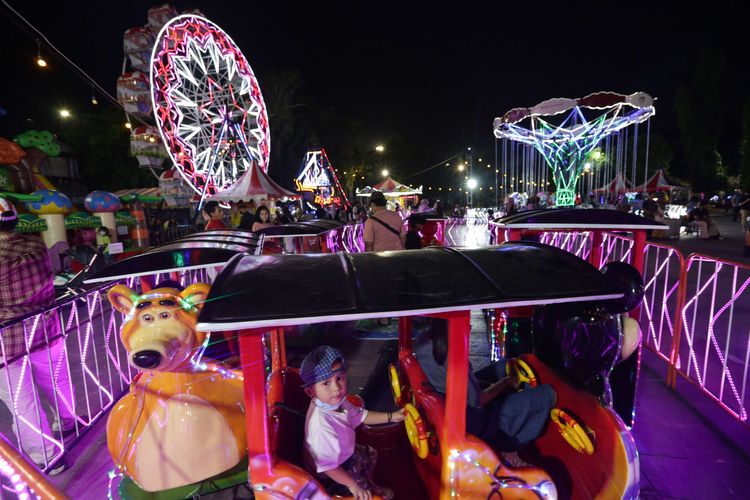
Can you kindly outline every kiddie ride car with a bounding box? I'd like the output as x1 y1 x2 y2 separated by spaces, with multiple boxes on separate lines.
91 233 641 499
192 242 642 499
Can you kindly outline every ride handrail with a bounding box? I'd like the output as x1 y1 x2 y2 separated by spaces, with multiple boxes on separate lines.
0 433 65 500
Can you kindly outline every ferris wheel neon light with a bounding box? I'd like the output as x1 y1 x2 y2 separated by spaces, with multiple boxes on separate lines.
150 15 270 200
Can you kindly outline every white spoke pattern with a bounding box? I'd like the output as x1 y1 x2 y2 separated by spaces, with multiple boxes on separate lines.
151 15 270 198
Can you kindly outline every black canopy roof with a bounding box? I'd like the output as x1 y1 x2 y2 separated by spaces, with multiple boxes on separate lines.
84 231 262 283
197 242 622 331
490 208 667 230
258 219 345 237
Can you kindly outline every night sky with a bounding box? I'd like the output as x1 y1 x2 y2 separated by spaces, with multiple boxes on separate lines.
1 1 748 187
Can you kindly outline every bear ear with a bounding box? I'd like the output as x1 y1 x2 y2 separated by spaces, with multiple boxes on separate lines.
108 285 137 315
181 283 210 312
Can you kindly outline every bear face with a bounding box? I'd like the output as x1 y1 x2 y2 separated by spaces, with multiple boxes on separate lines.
109 283 210 372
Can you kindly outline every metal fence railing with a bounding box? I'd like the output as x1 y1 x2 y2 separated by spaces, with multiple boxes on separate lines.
0 278 140 472
445 217 491 247
535 230 750 426
640 243 685 362
540 231 592 261
669 254 750 422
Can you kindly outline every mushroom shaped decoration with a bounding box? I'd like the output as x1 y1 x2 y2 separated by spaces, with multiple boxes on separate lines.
24 189 73 267
85 191 122 242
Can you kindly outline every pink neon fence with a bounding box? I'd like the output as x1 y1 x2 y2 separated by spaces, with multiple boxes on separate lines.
0 267 215 473
0 278 139 472
540 231 592 261
600 233 634 267
640 243 685 362
675 254 750 422
446 217 491 247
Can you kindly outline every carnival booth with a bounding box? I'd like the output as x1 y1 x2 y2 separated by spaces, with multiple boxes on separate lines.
356 177 423 208
113 191 163 250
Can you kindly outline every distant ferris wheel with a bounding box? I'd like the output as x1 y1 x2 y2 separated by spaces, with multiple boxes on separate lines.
150 15 270 201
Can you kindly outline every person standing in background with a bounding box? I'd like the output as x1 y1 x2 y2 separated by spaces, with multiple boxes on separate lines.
0 197 75 474
203 201 227 230
363 192 405 252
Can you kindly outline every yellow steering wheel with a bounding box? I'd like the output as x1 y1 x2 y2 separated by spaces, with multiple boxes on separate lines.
506 358 538 387
388 363 404 407
550 408 595 455
403 403 429 459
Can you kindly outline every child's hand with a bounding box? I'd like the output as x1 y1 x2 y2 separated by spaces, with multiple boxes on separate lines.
348 482 372 500
391 408 406 423
504 375 521 391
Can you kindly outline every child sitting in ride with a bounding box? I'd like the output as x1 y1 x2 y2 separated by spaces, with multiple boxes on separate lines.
301 346 404 500
414 318 557 463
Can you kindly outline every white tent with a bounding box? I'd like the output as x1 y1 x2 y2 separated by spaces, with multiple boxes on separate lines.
210 160 299 202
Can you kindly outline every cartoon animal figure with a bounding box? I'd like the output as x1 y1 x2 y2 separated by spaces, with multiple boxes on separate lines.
106 283 246 492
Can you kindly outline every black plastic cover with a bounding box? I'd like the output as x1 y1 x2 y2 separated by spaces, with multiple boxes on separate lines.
198 242 621 330
84 233 261 283
490 208 667 229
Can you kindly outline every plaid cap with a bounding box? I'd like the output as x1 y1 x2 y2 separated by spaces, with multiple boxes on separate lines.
0 197 17 222
300 345 346 387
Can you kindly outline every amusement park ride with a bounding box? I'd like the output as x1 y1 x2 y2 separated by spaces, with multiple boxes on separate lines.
0 7 672 500
295 149 351 208
493 92 655 207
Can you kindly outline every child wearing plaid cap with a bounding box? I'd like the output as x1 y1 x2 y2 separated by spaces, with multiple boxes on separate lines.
301 345 404 500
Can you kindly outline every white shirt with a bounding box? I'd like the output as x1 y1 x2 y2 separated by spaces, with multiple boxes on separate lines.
305 399 368 472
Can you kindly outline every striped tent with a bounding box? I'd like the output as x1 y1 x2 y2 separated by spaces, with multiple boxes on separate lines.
210 159 298 202
635 169 690 192
593 172 634 194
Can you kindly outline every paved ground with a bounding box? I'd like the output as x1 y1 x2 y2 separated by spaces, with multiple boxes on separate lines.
658 210 749 264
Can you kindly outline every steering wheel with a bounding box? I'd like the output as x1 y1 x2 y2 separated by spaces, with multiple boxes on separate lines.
506 358 538 387
550 408 595 455
388 363 405 407
403 403 429 459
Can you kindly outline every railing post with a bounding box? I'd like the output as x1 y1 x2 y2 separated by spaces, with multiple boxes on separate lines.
667 257 690 388
590 230 603 269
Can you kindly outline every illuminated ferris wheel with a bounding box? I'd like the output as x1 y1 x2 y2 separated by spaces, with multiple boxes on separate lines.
150 15 270 201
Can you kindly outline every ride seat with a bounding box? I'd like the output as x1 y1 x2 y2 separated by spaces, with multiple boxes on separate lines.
268 368 309 468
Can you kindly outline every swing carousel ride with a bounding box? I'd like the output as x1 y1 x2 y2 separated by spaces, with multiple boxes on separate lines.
493 92 655 207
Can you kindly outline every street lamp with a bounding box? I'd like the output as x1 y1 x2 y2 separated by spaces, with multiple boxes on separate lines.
59 109 71 119
381 169 389 177
35 40 47 68
467 178 478 206
375 145 385 152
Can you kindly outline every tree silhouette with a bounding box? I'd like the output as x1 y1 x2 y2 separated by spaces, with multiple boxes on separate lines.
674 50 726 190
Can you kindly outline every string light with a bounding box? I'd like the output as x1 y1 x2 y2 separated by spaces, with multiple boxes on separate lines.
35 39 47 67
